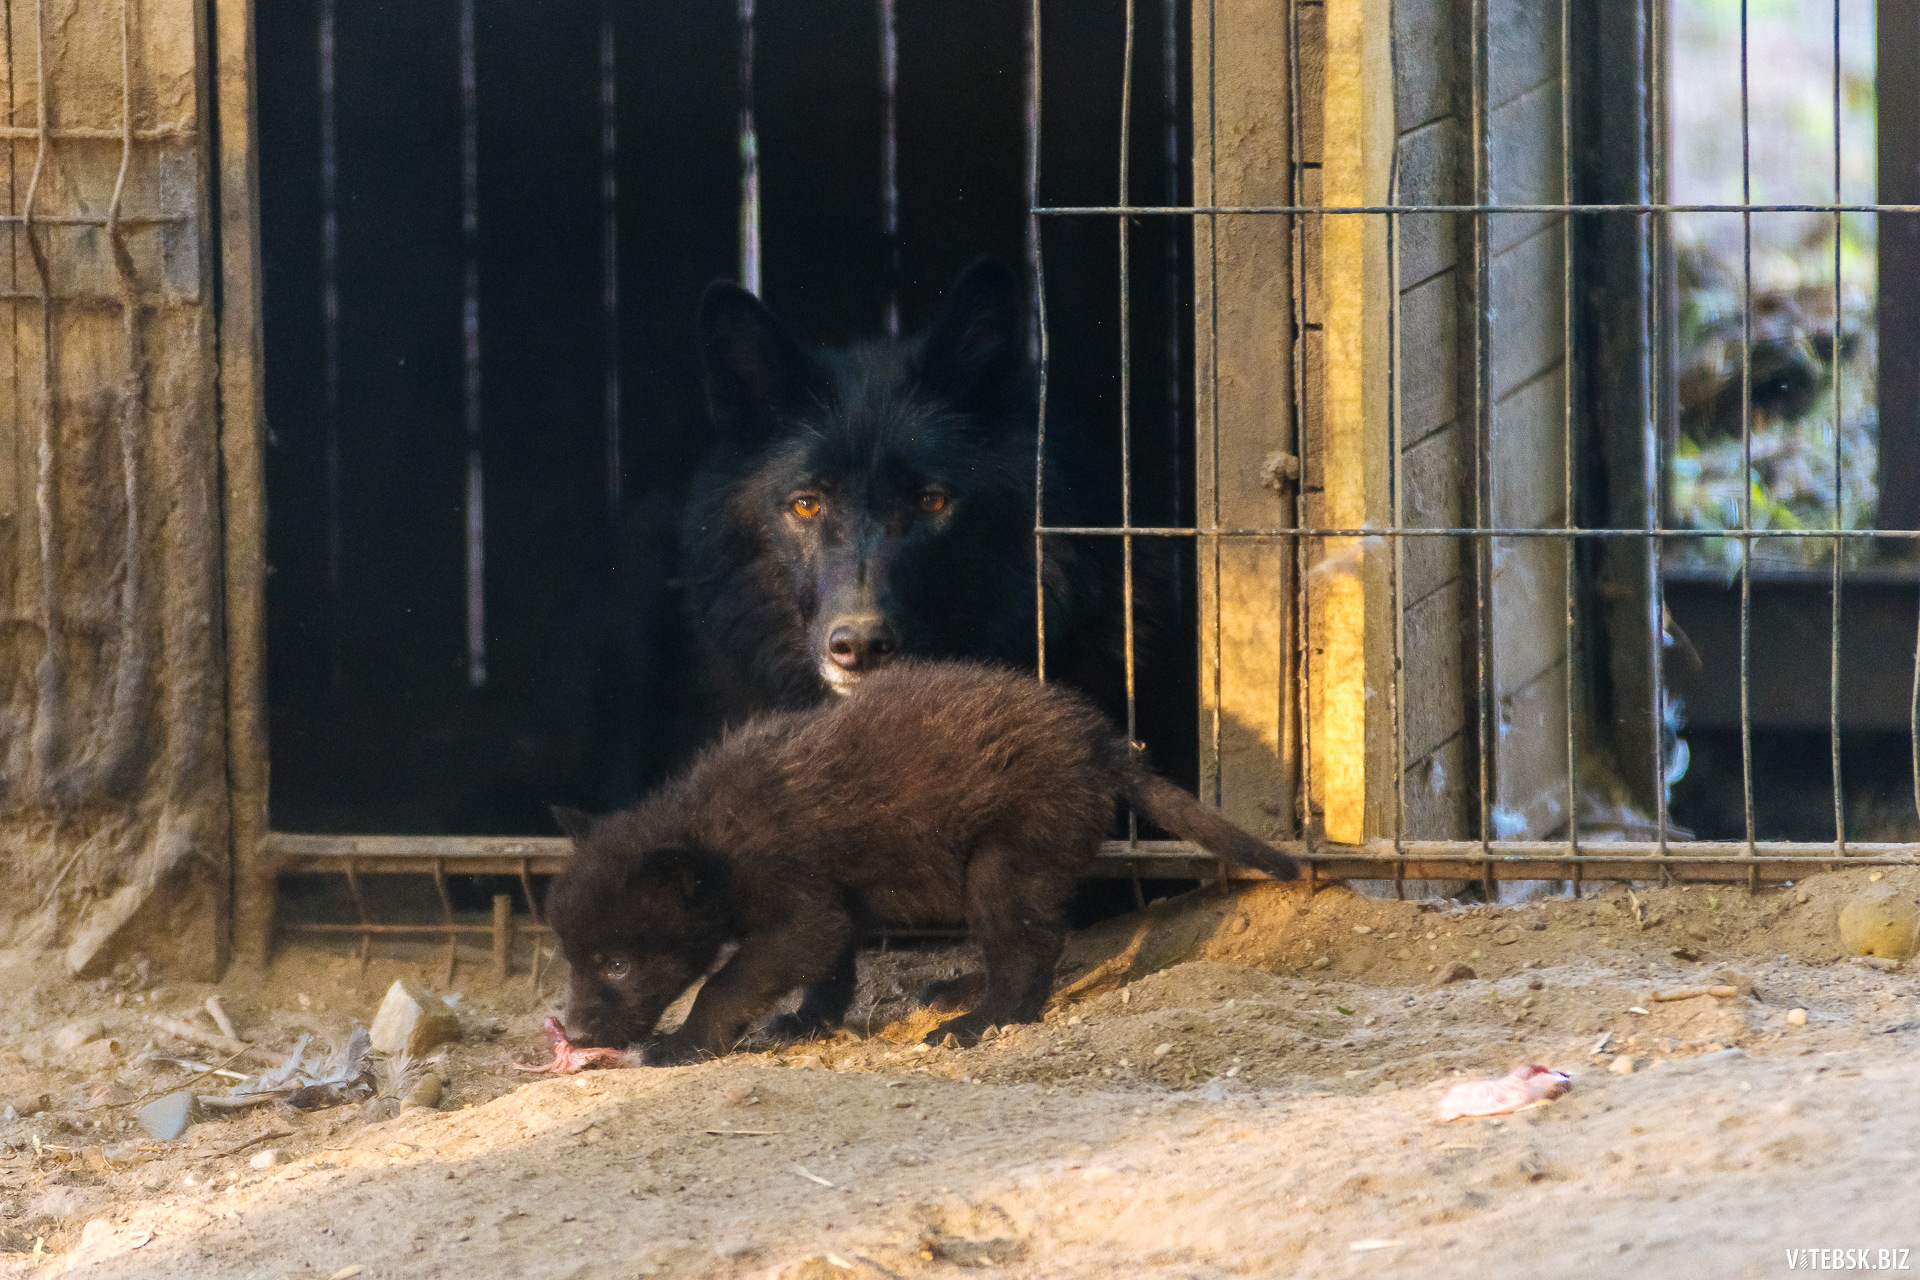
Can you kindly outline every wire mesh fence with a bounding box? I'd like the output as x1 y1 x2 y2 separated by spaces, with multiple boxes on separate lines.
1028 0 1920 895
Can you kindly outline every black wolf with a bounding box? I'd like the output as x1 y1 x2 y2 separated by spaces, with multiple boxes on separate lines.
548 259 1134 808
544 662 1297 1061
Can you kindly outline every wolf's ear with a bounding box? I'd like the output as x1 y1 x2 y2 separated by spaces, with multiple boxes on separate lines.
550 805 595 843
918 257 1026 416
698 282 805 450
628 846 718 903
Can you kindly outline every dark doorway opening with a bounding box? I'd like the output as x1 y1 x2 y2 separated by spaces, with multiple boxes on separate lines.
257 1 1196 835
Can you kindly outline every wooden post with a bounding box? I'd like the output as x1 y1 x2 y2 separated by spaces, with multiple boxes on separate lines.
1193 0 1299 841
1195 0 1393 844
492 894 513 982
1315 0 1395 842
215 0 275 968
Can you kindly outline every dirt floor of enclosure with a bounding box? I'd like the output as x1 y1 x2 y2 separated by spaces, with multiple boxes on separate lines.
2 866 1918 1279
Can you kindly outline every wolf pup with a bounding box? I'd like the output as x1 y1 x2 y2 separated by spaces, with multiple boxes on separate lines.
545 662 1298 1063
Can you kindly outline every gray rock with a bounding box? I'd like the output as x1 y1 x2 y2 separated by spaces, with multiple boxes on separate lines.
369 980 462 1057
135 1089 201 1141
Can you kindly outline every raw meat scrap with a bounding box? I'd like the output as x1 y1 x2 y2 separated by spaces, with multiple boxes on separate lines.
511 1017 634 1074
1436 1063 1570 1121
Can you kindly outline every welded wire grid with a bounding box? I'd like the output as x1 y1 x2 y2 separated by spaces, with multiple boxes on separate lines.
11 0 183 804
1027 0 1920 886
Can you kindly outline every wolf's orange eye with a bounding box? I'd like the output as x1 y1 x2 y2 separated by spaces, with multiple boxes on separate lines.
918 491 948 515
791 495 822 518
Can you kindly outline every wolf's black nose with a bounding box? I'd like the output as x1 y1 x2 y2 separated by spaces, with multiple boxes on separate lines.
826 616 899 671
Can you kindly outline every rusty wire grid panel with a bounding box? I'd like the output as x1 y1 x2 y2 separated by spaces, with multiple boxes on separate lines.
1028 0 1920 896
0 0 231 976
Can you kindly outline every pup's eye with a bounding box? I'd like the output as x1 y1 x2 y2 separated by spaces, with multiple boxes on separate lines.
917 491 948 515
603 958 631 981
791 495 822 518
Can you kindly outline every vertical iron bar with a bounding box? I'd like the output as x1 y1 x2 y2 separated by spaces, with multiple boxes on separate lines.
1389 139 1407 888
1024 11 1042 366
879 0 900 336
433 859 457 986
1287 0 1310 851
1648 0 1671 882
319 0 342 693
738 0 761 295
1207 0 1222 807
518 857 542 927
1121 0 1138 853
1031 0 1048 683
1738 0 1756 875
1471 0 1495 900
25 0 55 797
1561 0 1579 894
344 859 370 970
460 0 485 688
1163 0 1183 546
101 0 145 801
601 3 620 518
1828 0 1845 858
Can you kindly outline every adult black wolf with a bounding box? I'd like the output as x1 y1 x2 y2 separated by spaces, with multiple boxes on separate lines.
677 256 1127 738
532 258 1139 814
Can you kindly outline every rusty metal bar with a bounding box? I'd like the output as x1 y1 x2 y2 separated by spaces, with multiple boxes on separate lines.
1026 525 1920 540
738 0 761 293
1471 0 1495 901
460 0 485 689
432 858 458 984
1035 201 1920 216
1030 0 1048 685
320 0 342 692
1560 0 1580 898
601 0 620 516
493 894 513 980
284 921 547 936
1119 0 1137 858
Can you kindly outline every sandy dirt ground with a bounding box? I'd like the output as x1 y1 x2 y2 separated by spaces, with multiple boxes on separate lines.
1 866 1917 1279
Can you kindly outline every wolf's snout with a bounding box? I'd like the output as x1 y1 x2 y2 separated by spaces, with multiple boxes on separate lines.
825 616 899 672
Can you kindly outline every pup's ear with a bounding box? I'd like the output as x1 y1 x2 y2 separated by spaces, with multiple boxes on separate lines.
918 256 1026 417
697 281 806 452
628 846 719 903
550 805 595 843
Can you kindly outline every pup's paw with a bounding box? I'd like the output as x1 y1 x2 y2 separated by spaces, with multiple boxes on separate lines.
762 1012 832 1045
638 1033 707 1067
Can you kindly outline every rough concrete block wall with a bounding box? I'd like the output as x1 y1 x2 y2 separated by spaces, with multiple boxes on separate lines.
1483 0 1573 840
1388 0 1571 842
1389 0 1475 839
0 0 228 978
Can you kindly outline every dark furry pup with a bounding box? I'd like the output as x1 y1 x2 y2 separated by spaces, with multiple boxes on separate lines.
545 662 1298 1063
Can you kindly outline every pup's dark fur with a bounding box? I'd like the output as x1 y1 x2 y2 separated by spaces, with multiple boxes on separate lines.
545 662 1297 1062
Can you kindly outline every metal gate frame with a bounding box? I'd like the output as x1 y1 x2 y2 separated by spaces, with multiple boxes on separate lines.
221 0 1920 969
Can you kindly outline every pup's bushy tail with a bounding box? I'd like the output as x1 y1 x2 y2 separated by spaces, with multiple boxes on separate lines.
1119 756 1301 881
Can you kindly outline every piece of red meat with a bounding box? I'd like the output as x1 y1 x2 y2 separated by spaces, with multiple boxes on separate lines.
511 1017 634 1074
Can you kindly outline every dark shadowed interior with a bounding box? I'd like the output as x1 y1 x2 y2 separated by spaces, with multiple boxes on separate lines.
258 0 1197 837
